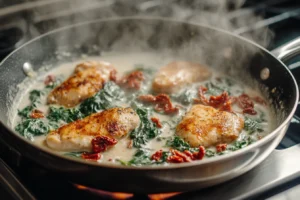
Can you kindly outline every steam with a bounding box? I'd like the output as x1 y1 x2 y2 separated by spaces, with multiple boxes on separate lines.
34 0 272 47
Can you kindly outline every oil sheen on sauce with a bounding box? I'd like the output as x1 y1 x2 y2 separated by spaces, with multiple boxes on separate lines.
11 52 274 165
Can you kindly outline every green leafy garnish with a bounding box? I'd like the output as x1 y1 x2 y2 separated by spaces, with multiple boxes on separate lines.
17 89 44 118
244 117 264 134
15 119 49 140
227 137 254 151
47 107 83 123
18 105 35 118
130 108 161 148
127 149 153 166
29 90 43 104
205 149 216 157
64 152 83 158
205 82 230 95
172 89 197 105
166 136 198 152
79 81 124 116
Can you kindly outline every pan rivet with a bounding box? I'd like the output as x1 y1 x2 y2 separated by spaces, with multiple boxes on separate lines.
23 62 36 77
260 67 270 80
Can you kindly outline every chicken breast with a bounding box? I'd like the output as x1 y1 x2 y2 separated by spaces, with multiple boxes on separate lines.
152 61 211 94
176 105 244 147
46 107 140 152
47 61 116 107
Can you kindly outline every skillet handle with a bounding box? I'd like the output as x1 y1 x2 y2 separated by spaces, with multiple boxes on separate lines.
271 37 300 66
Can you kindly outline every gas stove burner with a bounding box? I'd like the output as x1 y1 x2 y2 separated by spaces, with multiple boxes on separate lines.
73 184 180 200
0 27 23 57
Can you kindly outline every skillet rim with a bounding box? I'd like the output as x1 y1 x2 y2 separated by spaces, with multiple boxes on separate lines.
0 16 298 170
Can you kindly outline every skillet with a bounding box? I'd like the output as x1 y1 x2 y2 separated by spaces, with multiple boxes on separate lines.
0 17 299 193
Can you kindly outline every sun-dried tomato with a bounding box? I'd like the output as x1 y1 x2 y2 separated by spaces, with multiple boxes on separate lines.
198 146 205 160
151 150 163 161
220 100 232 112
194 86 233 112
243 107 257 115
216 144 227 153
167 146 206 163
30 109 44 119
151 117 162 128
238 94 254 109
194 86 209 105
109 69 117 82
171 149 192 162
252 96 267 105
183 150 194 159
81 152 101 161
44 75 55 85
118 70 144 90
167 155 184 163
237 94 257 115
209 92 229 108
139 94 179 114
91 136 118 153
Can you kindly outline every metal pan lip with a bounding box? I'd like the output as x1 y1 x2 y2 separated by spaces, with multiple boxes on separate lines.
0 16 298 170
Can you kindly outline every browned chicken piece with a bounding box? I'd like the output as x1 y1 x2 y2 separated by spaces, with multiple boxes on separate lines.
46 107 140 152
152 61 212 94
176 105 244 147
47 61 116 107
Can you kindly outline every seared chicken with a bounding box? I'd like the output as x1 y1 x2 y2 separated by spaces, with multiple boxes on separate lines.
176 105 244 147
152 61 211 94
47 61 116 107
46 107 140 152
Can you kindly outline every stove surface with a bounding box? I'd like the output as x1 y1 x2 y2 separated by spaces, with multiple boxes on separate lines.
0 0 300 199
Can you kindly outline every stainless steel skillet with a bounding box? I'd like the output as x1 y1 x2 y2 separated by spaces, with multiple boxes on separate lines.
0 17 299 193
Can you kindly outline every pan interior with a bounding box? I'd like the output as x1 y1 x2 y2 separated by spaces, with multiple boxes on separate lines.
0 18 297 160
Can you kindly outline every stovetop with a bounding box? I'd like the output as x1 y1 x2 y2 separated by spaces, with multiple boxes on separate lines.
0 0 300 199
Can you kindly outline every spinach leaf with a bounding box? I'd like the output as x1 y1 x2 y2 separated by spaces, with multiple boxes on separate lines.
47 107 83 123
45 79 61 90
64 152 83 158
244 117 264 134
227 137 254 151
130 108 161 148
205 149 216 157
18 105 35 118
79 81 124 116
205 82 230 96
18 89 44 118
166 136 198 152
172 89 197 105
125 149 170 166
127 149 153 166
29 90 43 104
15 119 49 140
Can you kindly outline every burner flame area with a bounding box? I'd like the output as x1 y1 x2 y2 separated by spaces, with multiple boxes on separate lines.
74 184 180 200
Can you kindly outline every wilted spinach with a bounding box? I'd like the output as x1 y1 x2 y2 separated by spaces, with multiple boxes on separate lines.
172 89 197 105
244 117 264 134
79 81 124 116
47 107 83 123
166 136 198 152
17 89 44 118
15 119 49 140
130 108 161 148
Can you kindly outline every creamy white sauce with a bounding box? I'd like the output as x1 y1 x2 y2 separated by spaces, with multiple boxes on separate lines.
11 52 275 165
